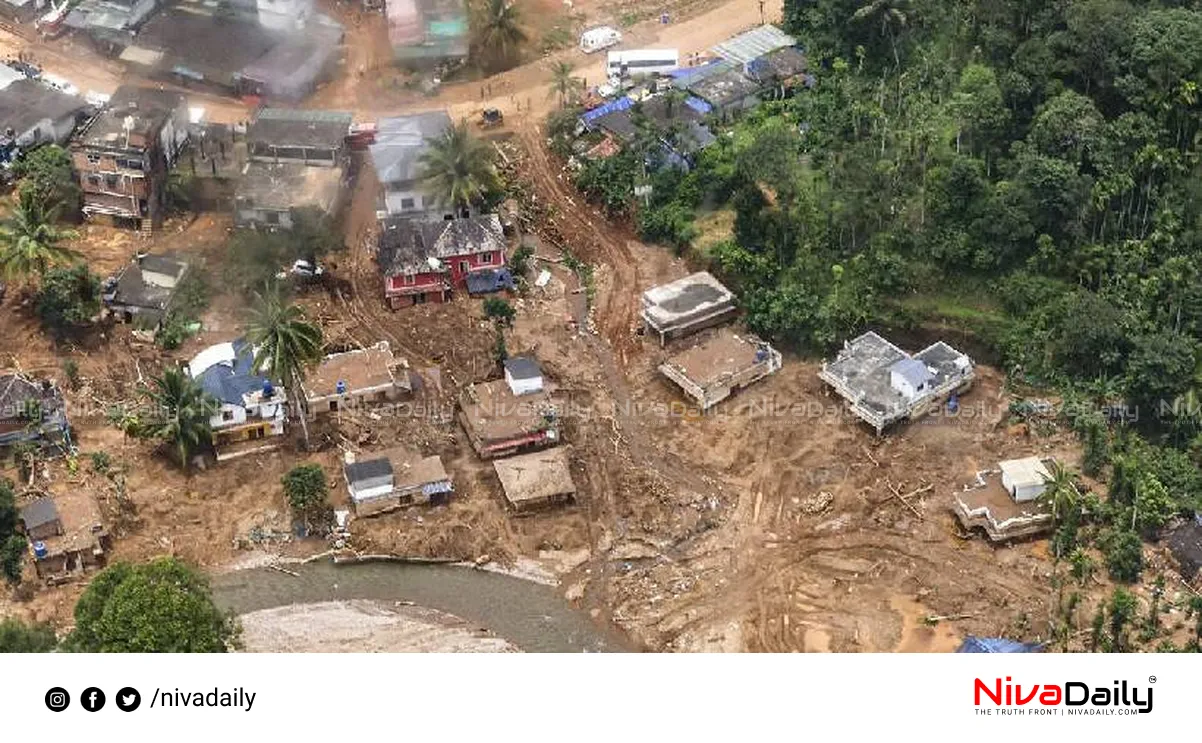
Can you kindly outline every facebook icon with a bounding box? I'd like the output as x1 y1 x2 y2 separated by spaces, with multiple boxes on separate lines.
80 687 106 712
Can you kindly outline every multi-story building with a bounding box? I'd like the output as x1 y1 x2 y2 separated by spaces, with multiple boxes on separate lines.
187 338 288 462
368 110 451 219
69 85 189 231
376 213 507 308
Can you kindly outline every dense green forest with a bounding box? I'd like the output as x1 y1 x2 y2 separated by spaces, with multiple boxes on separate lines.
563 0 1202 610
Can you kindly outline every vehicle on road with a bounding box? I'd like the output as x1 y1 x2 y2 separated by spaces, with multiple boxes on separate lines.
606 49 680 80
277 259 325 281
479 108 503 129
580 26 622 53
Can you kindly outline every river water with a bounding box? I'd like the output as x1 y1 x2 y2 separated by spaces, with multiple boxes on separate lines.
210 561 631 653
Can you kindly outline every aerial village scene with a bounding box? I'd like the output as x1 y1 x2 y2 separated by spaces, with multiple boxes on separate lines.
0 0 1201 654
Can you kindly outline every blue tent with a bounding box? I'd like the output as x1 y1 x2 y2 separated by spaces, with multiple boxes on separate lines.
956 636 1042 653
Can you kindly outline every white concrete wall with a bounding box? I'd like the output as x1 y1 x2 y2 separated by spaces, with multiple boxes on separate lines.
505 370 543 397
890 369 924 401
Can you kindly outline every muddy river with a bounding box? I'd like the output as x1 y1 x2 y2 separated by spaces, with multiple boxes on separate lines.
210 561 630 652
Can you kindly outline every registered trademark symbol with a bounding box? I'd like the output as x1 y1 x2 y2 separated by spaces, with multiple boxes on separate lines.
1148 676 1157 684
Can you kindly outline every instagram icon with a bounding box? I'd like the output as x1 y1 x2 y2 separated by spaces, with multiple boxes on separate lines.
45 687 70 712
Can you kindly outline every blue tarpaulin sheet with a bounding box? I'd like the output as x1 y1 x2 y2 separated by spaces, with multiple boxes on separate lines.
684 96 712 114
956 637 1042 653
465 268 515 295
669 60 725 81
580 96 635 127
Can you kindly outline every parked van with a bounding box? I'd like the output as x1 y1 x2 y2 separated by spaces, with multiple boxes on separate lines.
606 49 680 79
580 26 622 54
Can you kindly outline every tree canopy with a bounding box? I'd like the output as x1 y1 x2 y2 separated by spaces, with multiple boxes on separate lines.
136 367 219 469
66 557 235 652
0 189 79 285
418 119 502 212
0 617 57 652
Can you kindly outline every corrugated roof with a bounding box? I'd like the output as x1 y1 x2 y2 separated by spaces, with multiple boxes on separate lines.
346 457 393 485
21 497 60 530
368 111 452 184
710 24 796 65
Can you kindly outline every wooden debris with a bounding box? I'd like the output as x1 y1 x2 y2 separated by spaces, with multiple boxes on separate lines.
887 481 928 521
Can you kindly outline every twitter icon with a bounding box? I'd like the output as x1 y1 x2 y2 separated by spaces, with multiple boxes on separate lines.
116 687 141 712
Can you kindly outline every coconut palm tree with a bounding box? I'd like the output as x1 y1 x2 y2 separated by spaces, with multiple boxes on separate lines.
418 119 502 213
471 0 527 73
1041 462 1079 525
0 189 79 285
141 367 219 470
852 0 909 69
246 287 323 396
547 60 584 107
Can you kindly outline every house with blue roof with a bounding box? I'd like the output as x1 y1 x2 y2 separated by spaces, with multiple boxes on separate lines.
187 338 288 461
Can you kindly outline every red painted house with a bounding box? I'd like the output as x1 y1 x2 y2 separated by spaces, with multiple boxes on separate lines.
377 214 507 309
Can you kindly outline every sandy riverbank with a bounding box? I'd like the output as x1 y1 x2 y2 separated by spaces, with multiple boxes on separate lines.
237 600 518 653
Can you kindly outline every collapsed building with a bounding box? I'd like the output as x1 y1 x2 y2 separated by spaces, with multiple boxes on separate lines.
952 457 1058 541
659 329 781 411
493 447 576 512
641 272 738 346
818 331 974 433
0 373 69 451
80 1 343 102
20 491 110 582
458 358 558 459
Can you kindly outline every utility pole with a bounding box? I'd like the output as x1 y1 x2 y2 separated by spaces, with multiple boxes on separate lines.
759 0 765 24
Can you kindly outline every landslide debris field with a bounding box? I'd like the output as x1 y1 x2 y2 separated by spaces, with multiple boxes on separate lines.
0 0 1143 651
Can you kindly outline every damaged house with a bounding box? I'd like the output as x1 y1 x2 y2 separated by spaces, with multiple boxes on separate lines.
0 79 91 153
235 108 352 229
459 358 559 459
187 339 288 461
641 272 738 346
819 331 974 433
301 341 411 417
368 111 452 218
102 252 189 327
377 213 507 308
344 448 453 516
0 373 69 451
69 85 189 230
952 457 1060 541
659 329 782 411
493 447 576 512
21 492 110 582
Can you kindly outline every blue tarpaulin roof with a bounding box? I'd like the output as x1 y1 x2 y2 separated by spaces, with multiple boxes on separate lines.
956 637 1042 653
465 268 515 295
668 59 726 81
580 96 635 127
195 338 276 406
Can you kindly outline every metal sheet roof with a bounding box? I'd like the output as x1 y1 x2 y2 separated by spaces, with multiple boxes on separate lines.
710 24 797 65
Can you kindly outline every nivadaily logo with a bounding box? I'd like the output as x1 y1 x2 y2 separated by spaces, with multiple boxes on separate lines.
974 677 1154 715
